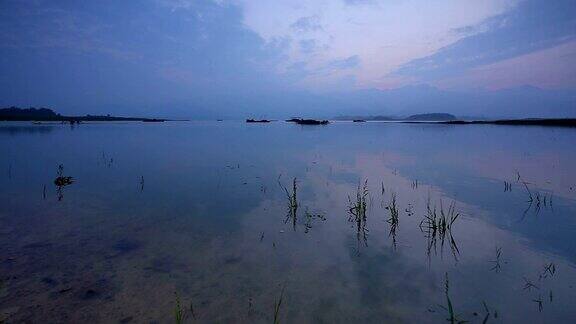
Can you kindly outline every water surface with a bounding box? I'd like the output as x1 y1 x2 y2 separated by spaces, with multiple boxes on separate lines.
1 121 575 323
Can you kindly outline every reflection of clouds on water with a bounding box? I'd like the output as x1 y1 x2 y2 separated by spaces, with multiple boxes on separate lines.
0 122 575 322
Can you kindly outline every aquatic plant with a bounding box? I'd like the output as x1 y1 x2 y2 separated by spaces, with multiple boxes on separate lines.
279 177 298 231
532 295 543 312
273 283 286 324
385 192 399 249
539 262 556 279
475 301 498 323
348 180 369 249
172 292 196 323
489 247 503 272
386 192 399 226
439 273 467 324
348 180 368 219
522 277 539 291
504 181 512 192
420 197 460 261
174 292 184 324
54 164 73 186
54 164 74 201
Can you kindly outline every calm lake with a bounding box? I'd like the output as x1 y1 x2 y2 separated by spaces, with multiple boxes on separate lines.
1 121 575 323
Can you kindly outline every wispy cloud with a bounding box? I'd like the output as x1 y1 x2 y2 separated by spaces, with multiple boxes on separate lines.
234 0 520 90
395 0 576 89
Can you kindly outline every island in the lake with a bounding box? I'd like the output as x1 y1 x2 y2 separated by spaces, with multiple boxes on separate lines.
0 107 169 122
335 112 576 127
334 112 458 121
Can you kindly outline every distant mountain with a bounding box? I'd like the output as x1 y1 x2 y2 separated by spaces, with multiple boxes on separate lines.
405 113 457 121
333 115 398 121
334 113 457 121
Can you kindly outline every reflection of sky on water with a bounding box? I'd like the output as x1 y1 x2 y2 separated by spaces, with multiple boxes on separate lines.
0 121 575 322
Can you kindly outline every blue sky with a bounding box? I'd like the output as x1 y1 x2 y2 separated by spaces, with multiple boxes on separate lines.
0 0 575 118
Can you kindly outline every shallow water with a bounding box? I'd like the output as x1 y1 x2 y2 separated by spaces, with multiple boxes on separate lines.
0 121 575 323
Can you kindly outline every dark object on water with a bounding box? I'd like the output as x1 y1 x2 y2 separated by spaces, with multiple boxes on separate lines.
295 119 329 125
285 118 301 122
217 119 223 121
142 118 165 122
353 119 366 122
54 164 73 201
54 176 73 186
54 164 73 186
246 119 271 123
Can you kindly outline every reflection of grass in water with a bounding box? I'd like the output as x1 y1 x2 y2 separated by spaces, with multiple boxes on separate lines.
279 177 298 230
348 180 369 250
517 172 554 218
489 247 503 272
386 193 399 225
348 180 368 218
540 262 556 279
273 283 287 324
304 208 326 234
420 197 460 261
440 273 466 324
385 192 399 249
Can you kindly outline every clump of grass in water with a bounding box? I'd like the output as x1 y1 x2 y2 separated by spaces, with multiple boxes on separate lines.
385 192 399 249
504 181 512 192
348 180 369 250
539 262 556 279
173 292 196 323
279 177 298 230
420 197 460 261
54 164 73 186
54 164 74 201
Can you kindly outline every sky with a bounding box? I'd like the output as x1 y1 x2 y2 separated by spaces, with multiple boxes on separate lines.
0 0 575 118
